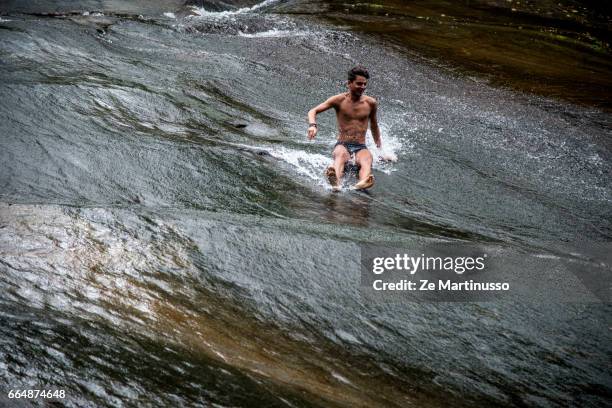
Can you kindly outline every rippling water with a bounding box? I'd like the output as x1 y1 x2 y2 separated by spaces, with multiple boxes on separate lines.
1 1 611 407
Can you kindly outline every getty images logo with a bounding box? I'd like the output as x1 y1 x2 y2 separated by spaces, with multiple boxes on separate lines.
372 254 487 275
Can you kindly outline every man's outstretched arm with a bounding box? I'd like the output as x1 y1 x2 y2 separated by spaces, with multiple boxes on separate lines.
307 96 337 140
369 99 381 148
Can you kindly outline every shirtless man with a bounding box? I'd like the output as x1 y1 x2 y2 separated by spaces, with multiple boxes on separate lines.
307 66 381 191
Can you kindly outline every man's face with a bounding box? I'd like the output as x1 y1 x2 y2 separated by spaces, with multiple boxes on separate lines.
348 75 367 96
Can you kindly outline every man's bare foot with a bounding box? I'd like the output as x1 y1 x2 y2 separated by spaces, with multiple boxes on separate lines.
352 174 374 190
325 167 341 191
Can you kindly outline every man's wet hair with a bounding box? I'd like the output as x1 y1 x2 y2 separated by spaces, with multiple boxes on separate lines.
348 66 369 81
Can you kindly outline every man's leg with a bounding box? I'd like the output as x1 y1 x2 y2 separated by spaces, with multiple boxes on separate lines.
353 149 374 189
355 149 373 180
328 144 350 189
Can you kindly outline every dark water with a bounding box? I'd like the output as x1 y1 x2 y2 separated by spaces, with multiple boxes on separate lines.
1 1 611 407
281 0 612 110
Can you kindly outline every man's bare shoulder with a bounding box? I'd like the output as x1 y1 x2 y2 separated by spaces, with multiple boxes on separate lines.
365 95 378 106
329 93 347 104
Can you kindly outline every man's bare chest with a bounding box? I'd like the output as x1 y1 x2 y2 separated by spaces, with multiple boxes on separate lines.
337 100 370 121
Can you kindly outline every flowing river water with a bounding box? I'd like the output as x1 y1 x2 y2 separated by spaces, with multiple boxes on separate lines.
1 1 611 407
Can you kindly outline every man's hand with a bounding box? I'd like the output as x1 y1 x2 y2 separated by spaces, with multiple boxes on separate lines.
307 125 317 140
379 151 398 162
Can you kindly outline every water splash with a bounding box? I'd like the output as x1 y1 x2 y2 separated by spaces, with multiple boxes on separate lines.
238 28 309 38
190 0 280 18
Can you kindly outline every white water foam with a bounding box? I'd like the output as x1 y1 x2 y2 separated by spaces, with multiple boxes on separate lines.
216 141 330 186
163 12 176 19
238 28 308 38
268 146 330 183
190 0 279 18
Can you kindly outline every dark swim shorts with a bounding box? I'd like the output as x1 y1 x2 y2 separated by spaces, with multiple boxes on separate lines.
334 141 367 156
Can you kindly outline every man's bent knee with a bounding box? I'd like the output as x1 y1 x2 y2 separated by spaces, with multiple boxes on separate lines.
356 150 373 165
333 146 350 161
